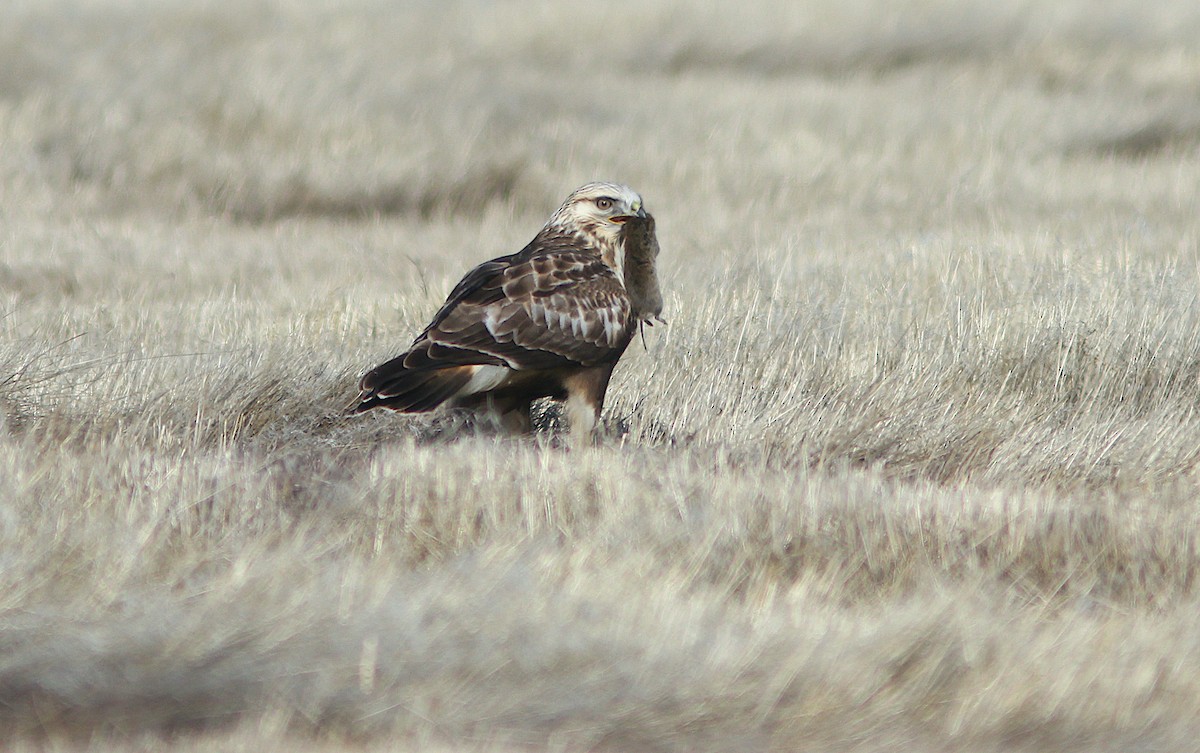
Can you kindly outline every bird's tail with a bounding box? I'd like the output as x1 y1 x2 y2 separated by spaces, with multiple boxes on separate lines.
353 360 473 414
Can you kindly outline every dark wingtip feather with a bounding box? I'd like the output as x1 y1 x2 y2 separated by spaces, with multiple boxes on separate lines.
352 366 471 414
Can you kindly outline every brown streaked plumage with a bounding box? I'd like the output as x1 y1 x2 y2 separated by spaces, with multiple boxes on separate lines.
354 182 662 439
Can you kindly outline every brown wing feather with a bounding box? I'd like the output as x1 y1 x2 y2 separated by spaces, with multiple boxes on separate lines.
356 229 634 411
354 364 473 413
424 252 632 370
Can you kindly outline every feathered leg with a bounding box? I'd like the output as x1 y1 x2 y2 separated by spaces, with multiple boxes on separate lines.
463 394 533 435
492 397 533 434
499 403 532 434
563 365 616 444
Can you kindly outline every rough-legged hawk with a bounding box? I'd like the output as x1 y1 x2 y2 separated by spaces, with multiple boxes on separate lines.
354 182 664 438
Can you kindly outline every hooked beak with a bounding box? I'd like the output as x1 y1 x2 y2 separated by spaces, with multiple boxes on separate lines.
611 205 647 224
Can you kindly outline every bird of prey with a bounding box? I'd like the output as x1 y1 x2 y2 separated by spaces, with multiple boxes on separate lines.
353 182 664 439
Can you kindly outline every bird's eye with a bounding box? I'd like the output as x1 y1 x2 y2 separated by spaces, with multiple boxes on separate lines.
595 198 614 211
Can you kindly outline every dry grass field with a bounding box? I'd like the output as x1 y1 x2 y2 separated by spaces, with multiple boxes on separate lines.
3 1 1200 750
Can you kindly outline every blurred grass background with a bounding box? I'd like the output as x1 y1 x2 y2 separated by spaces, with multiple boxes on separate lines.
2 1 1200 751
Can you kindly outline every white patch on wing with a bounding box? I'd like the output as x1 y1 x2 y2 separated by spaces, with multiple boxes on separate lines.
599 309 614 344
461 364 511 395
483 307 504 336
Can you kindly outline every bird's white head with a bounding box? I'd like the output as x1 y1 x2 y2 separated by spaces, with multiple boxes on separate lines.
546 182 646 247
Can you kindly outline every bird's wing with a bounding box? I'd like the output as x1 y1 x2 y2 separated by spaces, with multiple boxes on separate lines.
360 247 634 401
413 249 634 371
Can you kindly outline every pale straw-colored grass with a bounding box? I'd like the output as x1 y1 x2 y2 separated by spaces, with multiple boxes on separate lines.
2 1 1200 750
